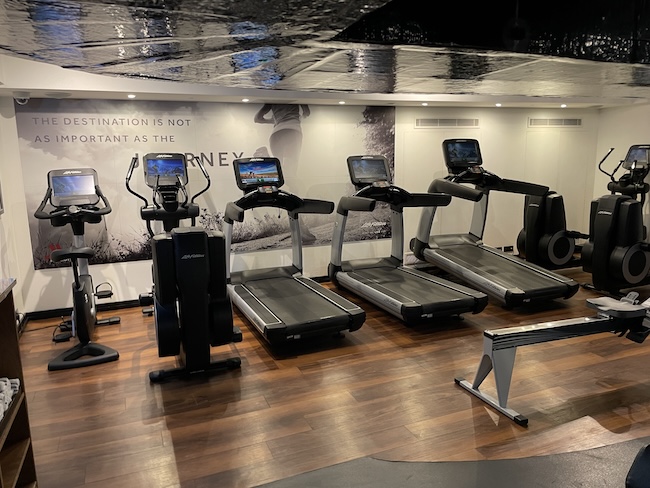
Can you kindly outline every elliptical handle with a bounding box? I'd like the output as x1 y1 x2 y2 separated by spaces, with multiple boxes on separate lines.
125 153 149 207
597 147 617 182
190 156 211 204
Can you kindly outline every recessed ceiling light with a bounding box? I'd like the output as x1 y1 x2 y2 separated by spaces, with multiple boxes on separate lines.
127 94 136 99
495 103 502 107
421 102 428 106
338 101 346 105
560 103 567 108
242 98 250 102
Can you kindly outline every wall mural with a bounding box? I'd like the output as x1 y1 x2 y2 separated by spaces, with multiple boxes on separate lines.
15 100 396 269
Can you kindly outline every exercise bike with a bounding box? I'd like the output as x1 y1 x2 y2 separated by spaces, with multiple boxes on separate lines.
582 144 650 295
34 168 120 371
126 152 242 382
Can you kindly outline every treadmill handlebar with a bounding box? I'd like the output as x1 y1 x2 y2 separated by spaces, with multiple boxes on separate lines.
224 191 334 223
353 184 451 210
290 198 334 217
498 179 549 196
429 178 484 202
337 196 376 215
224 202 245 223
406 192 451 208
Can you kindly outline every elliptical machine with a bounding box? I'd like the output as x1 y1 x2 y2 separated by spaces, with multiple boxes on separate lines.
34 168 120 371
126 153 242 382
516 190 589 269
582 144 650 294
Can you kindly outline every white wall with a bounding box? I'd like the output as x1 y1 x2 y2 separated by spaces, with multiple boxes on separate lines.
0 97 36 312
395 107 600 250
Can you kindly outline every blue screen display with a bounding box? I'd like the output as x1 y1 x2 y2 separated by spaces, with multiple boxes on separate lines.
146 158 186 180
51 174 95 197
237 160 280 185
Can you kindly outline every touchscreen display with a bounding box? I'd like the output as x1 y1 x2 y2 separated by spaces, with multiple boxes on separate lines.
234 158 283 190
443 139 482 167
51 174 96 198
348 157 390 184
623 145 650 169
145 156 187 185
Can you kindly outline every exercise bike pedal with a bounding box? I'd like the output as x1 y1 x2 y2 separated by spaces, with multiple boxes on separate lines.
53 331 72 343
95 282 114 300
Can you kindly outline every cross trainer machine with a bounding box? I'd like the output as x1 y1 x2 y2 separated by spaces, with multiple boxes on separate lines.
516 190 589 269
224 157 365 345
329 155 488 325
455 293 650 426
582 144 650 295
126 152 208 314
410 138 579 307
126 153 242 382
34 168 120 371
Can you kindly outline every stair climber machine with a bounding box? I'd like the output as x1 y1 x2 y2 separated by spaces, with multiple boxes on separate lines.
34 168 120 371
581 144 650 295
328 155 488 325
126 152 242 382
224 157 365 345
410 138 579 308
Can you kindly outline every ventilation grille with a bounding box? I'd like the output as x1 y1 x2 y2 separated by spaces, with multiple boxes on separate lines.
528 118 582 127
415 118 479 128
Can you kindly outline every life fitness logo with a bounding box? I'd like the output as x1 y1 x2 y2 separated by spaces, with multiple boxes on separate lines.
156 154 174 158
63 170 83 175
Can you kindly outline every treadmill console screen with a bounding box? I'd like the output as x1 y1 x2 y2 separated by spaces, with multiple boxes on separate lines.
143 153 188 187
347 155 391 185
49 168 100 207
233 157 284 191
623 145 650 170
442 139 483 169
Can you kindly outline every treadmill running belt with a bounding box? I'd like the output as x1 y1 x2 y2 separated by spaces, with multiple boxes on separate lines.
351 267 474 304
435 244 568 291
244 277 353 329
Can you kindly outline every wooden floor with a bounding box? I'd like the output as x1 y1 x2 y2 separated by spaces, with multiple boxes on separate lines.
17 268 650 487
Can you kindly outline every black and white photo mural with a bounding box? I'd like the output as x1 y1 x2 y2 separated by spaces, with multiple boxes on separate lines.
15 99 395 269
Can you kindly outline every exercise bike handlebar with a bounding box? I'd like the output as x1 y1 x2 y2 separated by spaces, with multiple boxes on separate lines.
34 186 112 220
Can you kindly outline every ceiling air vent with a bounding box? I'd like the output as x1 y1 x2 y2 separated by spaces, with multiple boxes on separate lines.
415 118 479 128
528 118 582 127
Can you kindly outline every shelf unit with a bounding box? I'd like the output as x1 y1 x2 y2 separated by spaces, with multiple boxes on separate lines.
0 279 37 488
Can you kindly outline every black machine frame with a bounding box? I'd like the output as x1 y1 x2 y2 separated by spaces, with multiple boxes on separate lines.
34 168 120 371
411 138 579 307
126 152 242 382
329 155 488 325
224 156 366 345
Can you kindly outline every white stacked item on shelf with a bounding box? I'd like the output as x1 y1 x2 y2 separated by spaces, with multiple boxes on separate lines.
0 377 20 422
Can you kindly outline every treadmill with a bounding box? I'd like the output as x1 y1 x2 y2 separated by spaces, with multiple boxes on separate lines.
224 157 365 345
410 139 579 307
329 155 488 325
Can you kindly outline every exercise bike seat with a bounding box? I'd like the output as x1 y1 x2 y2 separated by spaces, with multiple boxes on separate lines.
586 296 647 318
50 246 95 263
